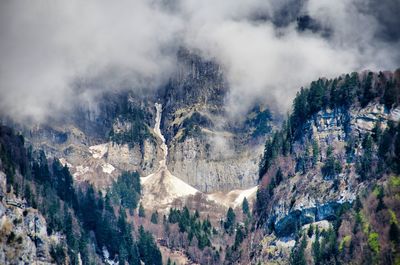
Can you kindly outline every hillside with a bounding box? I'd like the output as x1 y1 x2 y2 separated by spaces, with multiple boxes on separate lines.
250 70 400 264
1 56 399 264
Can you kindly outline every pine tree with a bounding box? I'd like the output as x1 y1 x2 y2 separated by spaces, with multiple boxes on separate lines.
224 207 236 233
242 197 250 216
312 139 319 165
138 202 145 218
312 227 321 265
138 226 162 265
151 211 158 224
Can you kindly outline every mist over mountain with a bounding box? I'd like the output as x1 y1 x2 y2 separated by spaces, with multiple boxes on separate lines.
0 1 400 265
1 0 399 122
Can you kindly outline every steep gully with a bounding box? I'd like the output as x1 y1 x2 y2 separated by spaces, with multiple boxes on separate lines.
140 103 258 210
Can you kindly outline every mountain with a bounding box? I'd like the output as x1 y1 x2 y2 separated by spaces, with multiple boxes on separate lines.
5 48 272 194
0 49 273 264
0 46 399 264
252 70 400 264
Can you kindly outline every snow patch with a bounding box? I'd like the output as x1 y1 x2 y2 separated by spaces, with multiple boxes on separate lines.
102 163 115 174
58 157 72 168
89 143 108 159
102 247 118 265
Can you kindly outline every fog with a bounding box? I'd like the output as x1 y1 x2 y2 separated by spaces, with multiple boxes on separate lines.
0 0 399 122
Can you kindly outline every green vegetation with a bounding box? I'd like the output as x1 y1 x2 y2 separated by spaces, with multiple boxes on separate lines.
390 176 400 188
256 71 400 264
242 197 250 216
138 225 162 265
0 125 162 264
151 211 159 224
339 235 351 252
138 202 146 218
260 71 400 180
168 207 213 250
109 104 151 148
259 128 291 179
321 146 342 179
224 207 236 234
368 232 380 254
109 171 141 212
290 234 307 265
179 112 211 142
245 106 272 138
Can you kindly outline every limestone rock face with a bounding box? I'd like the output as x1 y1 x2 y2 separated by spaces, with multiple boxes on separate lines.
168 136 262 192
265 104 400 238
13 49 272 193
24 123 161 191
159 48 271 192
0 172 56 265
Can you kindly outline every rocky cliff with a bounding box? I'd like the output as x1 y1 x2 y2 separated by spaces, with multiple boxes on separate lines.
253 70 400 264
160 48 273 191
0 171 56 264
5 48 274 193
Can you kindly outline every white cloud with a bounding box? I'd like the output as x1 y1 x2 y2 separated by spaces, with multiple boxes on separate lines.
0 0 398 122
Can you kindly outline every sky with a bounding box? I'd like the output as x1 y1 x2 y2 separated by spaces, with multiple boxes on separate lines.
0 0 399 122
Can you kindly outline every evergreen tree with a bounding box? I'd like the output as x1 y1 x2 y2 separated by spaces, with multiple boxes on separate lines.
151 211 159 224
242 197 250 216
312 227 321 265
383 80 398 109
321 146 342 179
359 72 375 107
234 227 245 249
110 171 141 211
389 223 400 244
275 168 283 186
139 202 146 218
138 226 162 265
52 159 75 206
290 234 307 265
224 207 236 233
312 139 319 165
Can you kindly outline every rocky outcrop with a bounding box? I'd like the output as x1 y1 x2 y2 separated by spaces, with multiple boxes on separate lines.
0 172 56 264
169 136 262 192
5 49 273 193
24 123 161 190
159 49 271 192
265 103 400 238
272 201 345 237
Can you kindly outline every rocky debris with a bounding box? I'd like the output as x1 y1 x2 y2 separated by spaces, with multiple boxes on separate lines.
207 186 258 208
141 103 260 212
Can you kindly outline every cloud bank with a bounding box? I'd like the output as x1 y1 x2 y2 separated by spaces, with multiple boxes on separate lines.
0 0 399 122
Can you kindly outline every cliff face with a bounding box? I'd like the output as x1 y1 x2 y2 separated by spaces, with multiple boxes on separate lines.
269 104 400 238
253 70 400 264
160 48 272 192
0 171 56 265
18 93 161 189
11 48 273 193
168 137 262 192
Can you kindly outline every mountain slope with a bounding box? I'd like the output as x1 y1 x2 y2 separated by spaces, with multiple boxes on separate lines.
250 70 400 264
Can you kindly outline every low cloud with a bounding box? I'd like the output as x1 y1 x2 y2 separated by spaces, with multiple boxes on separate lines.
0 0 399 122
